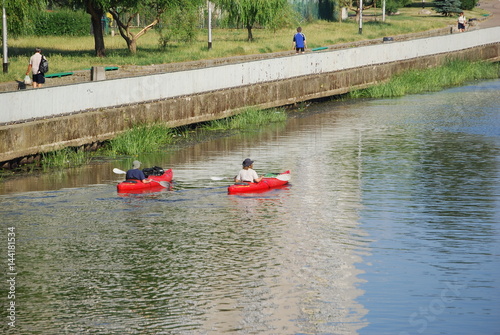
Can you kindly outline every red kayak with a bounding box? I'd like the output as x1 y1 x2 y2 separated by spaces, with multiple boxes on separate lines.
117 169 173 193
228 171 291 194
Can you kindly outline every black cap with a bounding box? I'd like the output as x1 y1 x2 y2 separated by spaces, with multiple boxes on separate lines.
242 158 254 167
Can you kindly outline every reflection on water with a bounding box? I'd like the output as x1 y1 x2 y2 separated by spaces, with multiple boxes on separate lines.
1 79 499 334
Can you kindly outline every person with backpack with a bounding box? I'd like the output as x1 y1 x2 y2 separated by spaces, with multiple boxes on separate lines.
26 48 47 88
292 27 307 54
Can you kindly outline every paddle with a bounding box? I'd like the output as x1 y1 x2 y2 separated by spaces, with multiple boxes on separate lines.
210 173 290 182
210 176 234 181
273 173 291 181
113 168 127 174
113 168 170 187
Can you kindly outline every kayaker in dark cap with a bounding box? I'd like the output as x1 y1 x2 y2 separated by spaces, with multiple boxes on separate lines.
126 160 151 183
235 158 263 183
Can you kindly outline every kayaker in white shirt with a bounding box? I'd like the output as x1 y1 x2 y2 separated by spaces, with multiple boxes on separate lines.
235 158 263 183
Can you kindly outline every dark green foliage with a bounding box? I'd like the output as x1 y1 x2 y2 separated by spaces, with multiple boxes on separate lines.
34 10 91 36
385 0 400 14
291 0 318 21
318 0 335 21
460 0 477 10
434 0 462 16
383 0 413 14
1 0 46 36
216 0 290 41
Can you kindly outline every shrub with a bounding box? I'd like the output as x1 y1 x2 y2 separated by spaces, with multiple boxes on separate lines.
434 0 462 16
460 0 478 10
35 10 90 36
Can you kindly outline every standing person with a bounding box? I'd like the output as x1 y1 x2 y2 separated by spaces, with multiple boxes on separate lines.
26 48 45 88
292 27 307 54
126 160 151 183
457 12 467 32
235 158 263 183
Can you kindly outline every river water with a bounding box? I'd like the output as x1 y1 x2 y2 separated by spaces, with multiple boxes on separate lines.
1 79 499 335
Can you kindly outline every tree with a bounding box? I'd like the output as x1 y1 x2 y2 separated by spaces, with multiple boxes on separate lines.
434 0 462 16
347 0 374 23
459 0 476 10
216 0 289 42
109 0 161 54
108 0 202 54
318 0 336 21
47 0 107 56
1 0 46 36
157 0 201 48
83 0 108 57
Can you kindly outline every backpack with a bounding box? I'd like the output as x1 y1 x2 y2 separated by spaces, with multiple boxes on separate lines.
39 56 49 74
142 166 165 177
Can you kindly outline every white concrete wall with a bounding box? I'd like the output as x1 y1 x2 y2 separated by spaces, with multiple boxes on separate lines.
1 27 499 124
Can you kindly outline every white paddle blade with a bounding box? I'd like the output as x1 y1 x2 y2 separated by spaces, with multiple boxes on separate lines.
276 173 291 181
157 181 171 188
113 168 127 174
210 177 226 181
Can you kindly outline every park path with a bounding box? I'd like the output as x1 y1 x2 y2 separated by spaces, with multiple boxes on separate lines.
477 0 500 28
2 2 498 93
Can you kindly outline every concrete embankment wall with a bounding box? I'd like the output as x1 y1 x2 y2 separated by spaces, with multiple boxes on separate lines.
1 27 500 164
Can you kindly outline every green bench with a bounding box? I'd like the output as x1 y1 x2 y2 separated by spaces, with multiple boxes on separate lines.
45 72 74 78
311 47 328 52
44 66 118 79
82 66 120 71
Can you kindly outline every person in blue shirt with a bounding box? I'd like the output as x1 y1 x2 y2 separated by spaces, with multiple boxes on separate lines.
126 160 151 183
293 27 307 54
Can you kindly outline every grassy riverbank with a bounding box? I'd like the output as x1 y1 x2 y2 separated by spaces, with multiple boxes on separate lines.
2 3 489 84
15 59 498 173
103 107 287 155
25 106 289 172
2 59 497 175
349 60 500 98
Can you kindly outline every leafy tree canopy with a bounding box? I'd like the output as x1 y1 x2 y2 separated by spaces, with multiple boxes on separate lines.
2 0 47 36
434 0 462 16
108 0 202 53
215 0 290 41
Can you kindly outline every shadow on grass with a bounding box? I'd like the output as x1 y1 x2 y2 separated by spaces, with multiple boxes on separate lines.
9 44 172 59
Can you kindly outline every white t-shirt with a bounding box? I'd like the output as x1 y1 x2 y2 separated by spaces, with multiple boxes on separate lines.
29 53 42 75
236 168 259 182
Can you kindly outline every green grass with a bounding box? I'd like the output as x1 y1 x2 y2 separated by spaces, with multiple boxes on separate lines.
200 107 287 130
40 147 90 170
15 107 289 170
104 123 176 156
349 60 500 98
2 2 489 83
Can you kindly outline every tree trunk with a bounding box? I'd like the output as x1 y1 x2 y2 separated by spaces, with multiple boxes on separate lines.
246 24 253 42
128 39 137 54
85 1 106 57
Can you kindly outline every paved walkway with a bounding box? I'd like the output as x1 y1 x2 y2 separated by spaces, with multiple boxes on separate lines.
2 3 499 93
477 0 500 28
